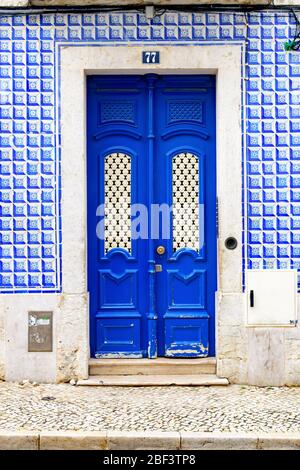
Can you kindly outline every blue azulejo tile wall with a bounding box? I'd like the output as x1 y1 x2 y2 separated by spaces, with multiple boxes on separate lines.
0 10 299 292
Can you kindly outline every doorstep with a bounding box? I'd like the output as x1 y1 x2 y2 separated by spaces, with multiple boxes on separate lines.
82 357 228 386
76 374 229 386
89 357 217 376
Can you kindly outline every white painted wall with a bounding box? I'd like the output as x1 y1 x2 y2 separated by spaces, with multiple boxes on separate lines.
0 293 89 383
3 295 59 383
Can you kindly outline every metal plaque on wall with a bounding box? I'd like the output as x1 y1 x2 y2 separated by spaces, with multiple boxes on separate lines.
28 311 53 352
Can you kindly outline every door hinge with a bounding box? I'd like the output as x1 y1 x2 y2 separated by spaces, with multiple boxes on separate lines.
216 197 219 238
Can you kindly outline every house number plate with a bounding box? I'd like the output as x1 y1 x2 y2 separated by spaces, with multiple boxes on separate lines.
142 51 160 64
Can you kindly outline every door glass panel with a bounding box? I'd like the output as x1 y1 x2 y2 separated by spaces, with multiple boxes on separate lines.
172 152 199 252
104 152 131 253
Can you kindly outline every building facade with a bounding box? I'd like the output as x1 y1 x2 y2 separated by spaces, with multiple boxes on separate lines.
1 1 300 385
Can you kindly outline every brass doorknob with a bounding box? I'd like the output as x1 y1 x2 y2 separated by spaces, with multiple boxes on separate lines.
156 246 165 255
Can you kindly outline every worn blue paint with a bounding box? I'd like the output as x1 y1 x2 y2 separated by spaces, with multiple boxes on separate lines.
87 75 216 358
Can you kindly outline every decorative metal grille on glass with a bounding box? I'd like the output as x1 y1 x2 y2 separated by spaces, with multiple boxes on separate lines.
172 153 199 252
104 153 131 253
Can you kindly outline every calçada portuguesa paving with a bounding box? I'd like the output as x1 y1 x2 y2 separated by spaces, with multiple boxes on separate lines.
0 382 299 433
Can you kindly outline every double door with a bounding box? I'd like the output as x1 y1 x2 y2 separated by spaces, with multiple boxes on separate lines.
87 74 216 358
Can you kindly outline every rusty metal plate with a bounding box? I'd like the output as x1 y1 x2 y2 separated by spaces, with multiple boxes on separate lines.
28 311 53 352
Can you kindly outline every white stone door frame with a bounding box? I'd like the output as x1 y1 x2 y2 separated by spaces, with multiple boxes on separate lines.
60 43 243 376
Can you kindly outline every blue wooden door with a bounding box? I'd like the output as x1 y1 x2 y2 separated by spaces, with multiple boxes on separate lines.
87 75 216 358
154 76 216 357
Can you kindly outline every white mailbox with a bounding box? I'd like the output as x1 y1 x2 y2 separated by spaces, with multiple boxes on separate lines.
246 270 298 326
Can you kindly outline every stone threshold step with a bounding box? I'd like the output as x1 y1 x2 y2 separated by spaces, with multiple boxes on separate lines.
89 357 216 376
77 374 229 387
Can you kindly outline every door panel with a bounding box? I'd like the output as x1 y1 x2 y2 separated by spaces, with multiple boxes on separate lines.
154 76 216 357
87 75 216 358
87 76 149 357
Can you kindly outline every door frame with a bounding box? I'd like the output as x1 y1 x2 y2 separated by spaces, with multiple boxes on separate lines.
60 44 243 373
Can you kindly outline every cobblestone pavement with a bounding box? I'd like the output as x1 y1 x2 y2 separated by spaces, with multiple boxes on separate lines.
0 382 300 433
